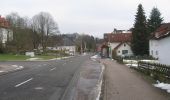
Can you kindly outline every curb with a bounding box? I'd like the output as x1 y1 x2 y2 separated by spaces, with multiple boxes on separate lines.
60 63 81 100
95 62 105 100
59 58 105 100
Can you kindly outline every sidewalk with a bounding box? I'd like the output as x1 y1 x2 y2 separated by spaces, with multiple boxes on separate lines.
100 59 170 100
0 64 23 75
61 59 104 100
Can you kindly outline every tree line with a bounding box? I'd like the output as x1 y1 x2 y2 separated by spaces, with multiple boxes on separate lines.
1 12 61 54
131 4 163 56
0 12 98 54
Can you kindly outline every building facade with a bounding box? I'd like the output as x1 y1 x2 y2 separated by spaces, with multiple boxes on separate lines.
101 30 133 58
149 23 170 65
0 15 13 45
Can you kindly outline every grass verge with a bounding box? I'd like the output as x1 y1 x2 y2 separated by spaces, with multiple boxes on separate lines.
0 54 58 61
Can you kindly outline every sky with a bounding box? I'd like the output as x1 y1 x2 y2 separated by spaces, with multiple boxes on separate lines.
0 0 170 38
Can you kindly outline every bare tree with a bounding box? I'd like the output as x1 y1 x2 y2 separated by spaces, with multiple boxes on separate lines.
6 12 34 53
32 12 59 52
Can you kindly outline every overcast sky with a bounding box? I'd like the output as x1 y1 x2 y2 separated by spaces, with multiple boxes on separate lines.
0 0 169 38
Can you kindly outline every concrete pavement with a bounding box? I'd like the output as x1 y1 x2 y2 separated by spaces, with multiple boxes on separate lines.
101 59 170 100
74 60 104 100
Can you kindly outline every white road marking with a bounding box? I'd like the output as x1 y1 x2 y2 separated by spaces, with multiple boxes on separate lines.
34 87 44 90
50 67 56 71
15 78 33 87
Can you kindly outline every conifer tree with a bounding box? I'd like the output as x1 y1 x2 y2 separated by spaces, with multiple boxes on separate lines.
148 7 163 33
131 4 149 56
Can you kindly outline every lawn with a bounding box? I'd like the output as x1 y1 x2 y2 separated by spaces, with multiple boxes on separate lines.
0 54 58 61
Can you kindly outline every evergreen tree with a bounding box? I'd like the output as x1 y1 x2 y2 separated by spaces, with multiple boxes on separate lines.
131 4 149 56
148 7 163 33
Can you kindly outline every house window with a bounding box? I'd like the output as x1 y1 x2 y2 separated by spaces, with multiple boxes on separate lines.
124 44 126 47
118 50 120 53
156 51 158 55
122 50 128 54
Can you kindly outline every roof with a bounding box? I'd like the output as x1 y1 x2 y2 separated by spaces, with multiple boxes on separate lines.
151 23 170 40
0 16 9 28
104 33 132 42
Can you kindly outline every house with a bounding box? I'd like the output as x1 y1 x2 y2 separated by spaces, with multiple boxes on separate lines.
0 15 13 45
56 35 76 55
149 23 170 65
101 30 133 58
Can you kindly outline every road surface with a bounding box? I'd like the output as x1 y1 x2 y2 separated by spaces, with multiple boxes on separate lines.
0 55 90 100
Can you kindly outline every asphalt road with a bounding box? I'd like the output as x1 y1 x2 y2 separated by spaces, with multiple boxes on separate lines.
0 55 90 100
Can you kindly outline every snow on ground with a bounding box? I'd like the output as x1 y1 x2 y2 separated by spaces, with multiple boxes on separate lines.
0 71 4 73
123 60 138 64
124 59 159 68
124 59 158 63
26 58 41 61
91 55 101 59
154 82 170 93
125 64 138 68
12 65 24 70
140 60 159 63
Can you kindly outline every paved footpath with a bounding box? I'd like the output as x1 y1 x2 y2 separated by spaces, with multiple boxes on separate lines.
101 59 170 100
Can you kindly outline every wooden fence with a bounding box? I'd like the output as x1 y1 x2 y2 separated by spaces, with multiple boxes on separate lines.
138 61 170 82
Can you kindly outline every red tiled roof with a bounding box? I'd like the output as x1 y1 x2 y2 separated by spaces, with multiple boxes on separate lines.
105 33 132 42
0 16 10 28
151 23 170 39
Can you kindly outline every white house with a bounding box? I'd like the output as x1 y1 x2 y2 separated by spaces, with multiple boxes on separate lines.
101 30 133 58
56 35 77 55
57 46 76 55
0 16 13 45
149 23 170 65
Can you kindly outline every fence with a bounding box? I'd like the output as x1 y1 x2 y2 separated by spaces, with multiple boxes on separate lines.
123 55 157 60
138 61 170 82
113 56 123 63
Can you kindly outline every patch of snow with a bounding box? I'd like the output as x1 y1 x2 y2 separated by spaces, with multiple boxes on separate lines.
126 64 138 68
12 65 18 67
124 59 159 64
12 65 24 70
153 82 170 93
0 70 4 73
140 60 159 63
27 58 41 61
16 66 23 70
49 58 57 60
123 60 138 64
83 53 87 55
91 55 101 59
56 58 62 60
